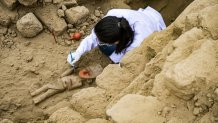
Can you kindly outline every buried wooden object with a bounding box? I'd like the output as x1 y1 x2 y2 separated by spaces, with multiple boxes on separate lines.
30 76 82 104
30 64 103 104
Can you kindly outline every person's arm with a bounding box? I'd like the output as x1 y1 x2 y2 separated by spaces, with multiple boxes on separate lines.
74 30 98 61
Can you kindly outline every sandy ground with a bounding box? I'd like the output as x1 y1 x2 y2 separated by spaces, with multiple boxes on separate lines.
0 0 194 122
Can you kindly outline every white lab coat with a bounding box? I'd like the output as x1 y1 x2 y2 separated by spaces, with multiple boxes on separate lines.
73 6 166 63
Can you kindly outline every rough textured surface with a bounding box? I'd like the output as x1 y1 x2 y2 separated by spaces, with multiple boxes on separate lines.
48 107 86 123
96 64 135 97
0 3 18 26
44 100 71 115
70 87 109 119
18 0 37 6
0 0 17 9
65 6 89 24
107 94 165 123
35 5 67 35
85 118 112 123
16 13 43 38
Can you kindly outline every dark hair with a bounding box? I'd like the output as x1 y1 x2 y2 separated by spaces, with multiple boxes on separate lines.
94 16 134 53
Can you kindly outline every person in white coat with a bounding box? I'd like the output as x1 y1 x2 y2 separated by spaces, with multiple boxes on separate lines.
67 6 166 66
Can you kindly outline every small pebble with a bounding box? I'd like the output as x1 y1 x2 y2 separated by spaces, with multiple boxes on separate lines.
26 56 33 63
57 9 65 18
61 4 67 11
193 107 201 115
171 104 176 108
94 10 101 17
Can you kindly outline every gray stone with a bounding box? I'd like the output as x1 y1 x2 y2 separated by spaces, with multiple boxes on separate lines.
35 5 67 35
18 0 37 6
16 13 43 38
65 6 89 24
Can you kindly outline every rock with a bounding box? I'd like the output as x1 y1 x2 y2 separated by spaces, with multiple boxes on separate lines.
0 4 18 26
61 4 67 11
25 56 33 63
199 5 218 40
0 0 18 10
18 0 37 6
0 119 13 123
94 10 101 17
67 24 73 29
193 107 201 115
0 26 7 35
16 13 43 38
162 28 217 100
2 38 14 48
44 0 52 3
106 94 165 123
96 64 135 96
70 87 109 119
48 107 86 123
65 6 89 24
57 9 65 18
53 0 77 7
85 118 112 123
35 5 67 35
45 100 71 115
198 112 213 123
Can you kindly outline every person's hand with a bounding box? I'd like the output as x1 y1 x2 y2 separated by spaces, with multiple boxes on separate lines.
67 51 78 66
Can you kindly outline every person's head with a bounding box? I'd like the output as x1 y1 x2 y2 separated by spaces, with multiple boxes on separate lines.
94 16 134 53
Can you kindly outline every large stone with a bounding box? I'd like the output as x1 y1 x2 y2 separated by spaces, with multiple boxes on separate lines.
0 0 18 10
96 64 135 96
70 87 108 118
45 100 71 115
199 5 218 39
16 13 43 38
35 5 67 35
65 6 89 24
85 118 112 123
53 0 77 7
0 4 18 26
18 0 37 6
106 94 165 123
48 107 86 123
162 28 217 99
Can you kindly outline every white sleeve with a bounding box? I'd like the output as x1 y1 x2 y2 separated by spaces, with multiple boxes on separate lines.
74 31 98 60
109 22 153 63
